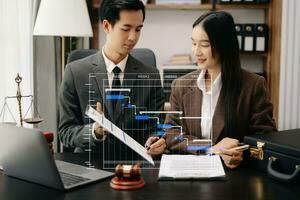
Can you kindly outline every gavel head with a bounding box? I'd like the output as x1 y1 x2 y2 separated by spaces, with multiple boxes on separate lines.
115 163 141 180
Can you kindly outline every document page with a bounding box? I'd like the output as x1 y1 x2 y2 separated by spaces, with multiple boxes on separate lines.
86 106 155 166
158 154 225 180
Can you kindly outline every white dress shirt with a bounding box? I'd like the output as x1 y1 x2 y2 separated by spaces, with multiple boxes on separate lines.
92 48 129 141
197 70 222 139
102 47 128 88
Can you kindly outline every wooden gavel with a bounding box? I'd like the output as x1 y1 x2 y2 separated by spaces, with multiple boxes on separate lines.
115 163 141 180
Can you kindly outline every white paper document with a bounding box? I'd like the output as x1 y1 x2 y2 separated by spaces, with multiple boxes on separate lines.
158 154 225 180
85 106 155 166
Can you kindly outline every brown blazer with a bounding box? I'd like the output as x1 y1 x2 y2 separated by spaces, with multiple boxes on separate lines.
164 69 277 152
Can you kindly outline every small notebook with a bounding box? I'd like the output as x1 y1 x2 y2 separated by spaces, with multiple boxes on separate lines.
158 154 226 180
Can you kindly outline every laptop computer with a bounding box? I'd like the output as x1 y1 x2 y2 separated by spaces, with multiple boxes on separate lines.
0 124 114 190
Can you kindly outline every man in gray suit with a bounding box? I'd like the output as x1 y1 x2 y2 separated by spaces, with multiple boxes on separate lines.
58 0 165 163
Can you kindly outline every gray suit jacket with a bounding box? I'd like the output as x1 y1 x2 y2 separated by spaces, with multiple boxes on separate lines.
164 69 277 153
58 51 164 155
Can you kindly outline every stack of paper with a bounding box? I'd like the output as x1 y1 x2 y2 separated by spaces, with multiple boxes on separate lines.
158 154 225 180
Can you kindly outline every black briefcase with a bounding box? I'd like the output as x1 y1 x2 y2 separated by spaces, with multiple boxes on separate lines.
244 129 300 183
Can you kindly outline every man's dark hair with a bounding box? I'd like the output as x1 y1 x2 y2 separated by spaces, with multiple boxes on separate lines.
193 11 242 140
100 0 145 27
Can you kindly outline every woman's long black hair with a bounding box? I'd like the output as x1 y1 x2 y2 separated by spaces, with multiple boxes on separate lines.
193 11 242 138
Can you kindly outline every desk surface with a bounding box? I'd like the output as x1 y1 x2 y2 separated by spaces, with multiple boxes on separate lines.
0 153 299 200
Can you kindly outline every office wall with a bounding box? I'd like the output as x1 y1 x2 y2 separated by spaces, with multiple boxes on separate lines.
33 37 59 152
279 0 300 130
99 9 265 73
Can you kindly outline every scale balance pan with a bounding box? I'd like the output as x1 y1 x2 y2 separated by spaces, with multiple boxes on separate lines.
23 117 44 124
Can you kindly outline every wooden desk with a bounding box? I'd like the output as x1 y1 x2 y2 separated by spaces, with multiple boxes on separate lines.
0 153 299 200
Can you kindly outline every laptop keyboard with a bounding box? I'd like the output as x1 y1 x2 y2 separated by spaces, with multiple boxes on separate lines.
59 171 90 186
55 160 89 175
55 160 92 186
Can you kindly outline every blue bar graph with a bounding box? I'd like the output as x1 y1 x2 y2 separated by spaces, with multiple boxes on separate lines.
135 115 149 120
106 95 125 100
186 145 211 151
157 124 173 129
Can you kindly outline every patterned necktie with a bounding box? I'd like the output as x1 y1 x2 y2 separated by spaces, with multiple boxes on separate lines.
112 66 121 111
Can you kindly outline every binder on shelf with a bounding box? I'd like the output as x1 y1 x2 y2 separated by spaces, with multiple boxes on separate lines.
218 0 231 3
235 24 244 51
231 0 243 3
256 0 269 3
243 24 255 52
243 0 255 3
255 24 268 52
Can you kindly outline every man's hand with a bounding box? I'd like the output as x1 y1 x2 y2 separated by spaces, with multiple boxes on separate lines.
145 136 166 156
94 102 107 139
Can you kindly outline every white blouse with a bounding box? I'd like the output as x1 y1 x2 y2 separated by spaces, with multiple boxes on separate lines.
197 70 222 139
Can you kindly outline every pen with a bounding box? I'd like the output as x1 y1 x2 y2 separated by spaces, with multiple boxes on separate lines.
210 144 250 155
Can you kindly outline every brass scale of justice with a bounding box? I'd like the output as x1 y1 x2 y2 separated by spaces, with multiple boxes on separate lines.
0 74 43 126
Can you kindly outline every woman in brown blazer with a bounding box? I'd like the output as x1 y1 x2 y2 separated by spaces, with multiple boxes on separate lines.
146 11 277 169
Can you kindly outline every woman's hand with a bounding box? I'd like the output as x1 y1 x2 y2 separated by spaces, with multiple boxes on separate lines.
218 148 243 169
211 137 243 169
212 137 239 151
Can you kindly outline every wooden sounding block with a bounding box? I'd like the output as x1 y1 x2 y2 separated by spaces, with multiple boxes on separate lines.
110 163 145 190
